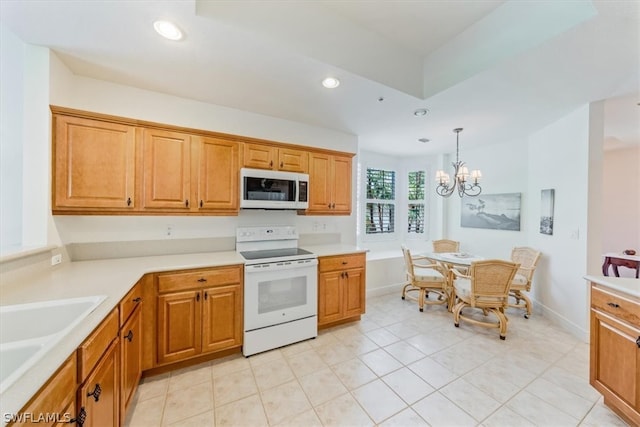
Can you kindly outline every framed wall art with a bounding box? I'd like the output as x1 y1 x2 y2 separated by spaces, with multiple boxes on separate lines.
461 193 521 231
540 188 555 235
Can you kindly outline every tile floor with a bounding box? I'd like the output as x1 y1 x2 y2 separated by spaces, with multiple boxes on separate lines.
125 292 630 426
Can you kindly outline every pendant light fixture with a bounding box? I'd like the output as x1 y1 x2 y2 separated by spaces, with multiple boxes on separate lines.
435 128 482 197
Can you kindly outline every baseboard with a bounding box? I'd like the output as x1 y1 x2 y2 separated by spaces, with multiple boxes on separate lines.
535 298 589 342
367 282 405 298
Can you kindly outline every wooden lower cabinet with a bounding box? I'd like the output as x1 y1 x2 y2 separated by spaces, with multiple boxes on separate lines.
155 266 243 366
318 253 366 328
590 282 640 425
119 306 142 424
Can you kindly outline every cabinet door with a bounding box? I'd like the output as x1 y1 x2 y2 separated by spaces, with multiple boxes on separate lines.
120 306 142 424
243 143 276 170
196 137 239 211
142 129 191 210
78 338 119 427
308 153 332 213
54 115 136 210
318 271 343 326
278 147 309 172
157 290 201 364
331 155 352 214
591 310 640 415
344 268 365 318
201 284 243 353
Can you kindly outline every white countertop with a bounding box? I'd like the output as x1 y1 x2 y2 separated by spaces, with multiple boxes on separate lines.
584 275 640 298
0 244 366 418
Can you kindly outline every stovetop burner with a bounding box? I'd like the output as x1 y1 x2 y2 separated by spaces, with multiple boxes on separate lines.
240 247 313 261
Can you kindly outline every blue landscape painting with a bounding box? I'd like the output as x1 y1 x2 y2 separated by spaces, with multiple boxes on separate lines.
461 193 521 231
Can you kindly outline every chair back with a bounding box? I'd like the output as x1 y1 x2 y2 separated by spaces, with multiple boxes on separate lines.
401 245 415 281
510 247 541 281
468 260 519 304
432 239 460 253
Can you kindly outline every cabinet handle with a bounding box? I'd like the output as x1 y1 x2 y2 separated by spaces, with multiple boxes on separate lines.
328 203 332 208
124 330 134 342
200 200 203 208
71 407 87 426
196 293 200 302
340 272 344 278
345 272 349 278
185 199 189 207
280 161 283 168
331 203 335 209
269 160 274 167
127 197 132 206
637 336 640 348
342 261 348 265
204 291 208 300
132 297 142 304
607 302 620 308
87 383 102 402
197 278 207 282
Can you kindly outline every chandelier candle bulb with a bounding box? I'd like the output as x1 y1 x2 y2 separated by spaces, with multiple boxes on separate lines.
471 170 482 184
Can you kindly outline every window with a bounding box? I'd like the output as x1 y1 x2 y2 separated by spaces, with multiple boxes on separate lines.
365 168 395 235
407 171 425 234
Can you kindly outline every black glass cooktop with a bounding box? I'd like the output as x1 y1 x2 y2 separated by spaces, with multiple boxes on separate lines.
240 248 313 260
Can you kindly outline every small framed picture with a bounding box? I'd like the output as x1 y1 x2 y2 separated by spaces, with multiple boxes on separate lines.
540 189 554 235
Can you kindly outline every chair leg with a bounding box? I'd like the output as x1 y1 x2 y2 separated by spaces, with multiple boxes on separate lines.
419 288 425 312
401 282 411 300
512 290 532 318
493 308 508 340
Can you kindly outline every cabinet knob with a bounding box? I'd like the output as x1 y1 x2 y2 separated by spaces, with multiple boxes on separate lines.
71 407 87 426
200 200 203 208
185 199 189 207
637 336 640 348
197 278 207 282
124 330 134 342
196 293 200 302
342 261 348 265
269 160 274 167
607 302 620 308
328 203 332 208
132 297 142 304
87 383 102 402
280 161 283 168
345 272 349 278
204 291 208 300
127 197 132 206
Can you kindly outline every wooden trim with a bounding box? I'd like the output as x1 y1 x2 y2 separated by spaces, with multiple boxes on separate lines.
318 315 362 330
50 105 355 158
141 346 241 377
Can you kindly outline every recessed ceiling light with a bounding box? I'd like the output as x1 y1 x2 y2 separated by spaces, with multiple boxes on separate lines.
322 77 340 89
414 108 429 116
153 20 183 41
418 138 430 143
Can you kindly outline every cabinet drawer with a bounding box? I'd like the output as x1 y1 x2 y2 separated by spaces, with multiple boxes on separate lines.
119 282 143 326
78 309 119 382
591 286 640 326
319 253 365 273
14 355 77 426
157 266 242 293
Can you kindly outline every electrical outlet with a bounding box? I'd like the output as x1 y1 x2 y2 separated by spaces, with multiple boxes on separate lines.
166 225 173 236
51 254 62 265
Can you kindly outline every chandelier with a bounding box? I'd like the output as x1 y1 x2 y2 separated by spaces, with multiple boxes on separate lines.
435 128 482 197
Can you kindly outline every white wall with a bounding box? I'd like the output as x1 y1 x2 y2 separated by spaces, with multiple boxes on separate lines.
602 145 640 278
444 136 530 258
527 105 592 340
48 53 359 247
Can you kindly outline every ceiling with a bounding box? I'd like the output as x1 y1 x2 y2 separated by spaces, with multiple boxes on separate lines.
1 0 638 156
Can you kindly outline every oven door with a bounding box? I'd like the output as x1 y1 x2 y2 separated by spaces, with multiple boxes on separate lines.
244 258 318 331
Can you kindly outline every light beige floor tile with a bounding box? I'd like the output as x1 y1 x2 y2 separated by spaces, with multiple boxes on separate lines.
440 377 501 421
212 368 258 407
408 356 457 389
260 380 312 425
214 394 268 426
352 379 407 423
163 380 213 425
359 348 403 376
378 407 429 426
167 362 212 393
125 395 165 427
384 321 422 340
166 410 214 427
252 357 295 391
340 334 379 355
280 339 313 358
248 348 283 367
411 391 477 426
298 368 348 406
314 393 374 427
462 364 522 403
274 409 323 427
135 373 169 402
383 341 426 365
430 343 493 375
506 390 580 426
524 377 593 419
308 331 340 348
364 327 401 347
331 357 378 390
405 333 452 355
315 342 355 365
481 406 535 427
382 367 435 405
211 354 251 378
286 349 328 378
541 366 602 402
580 399 629 426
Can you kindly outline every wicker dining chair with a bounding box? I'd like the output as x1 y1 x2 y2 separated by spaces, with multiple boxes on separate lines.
432 239 460 253
401 246 449 312
509 247 542 318
451 259 519 340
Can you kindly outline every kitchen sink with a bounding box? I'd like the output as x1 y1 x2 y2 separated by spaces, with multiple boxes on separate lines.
0 295 106 393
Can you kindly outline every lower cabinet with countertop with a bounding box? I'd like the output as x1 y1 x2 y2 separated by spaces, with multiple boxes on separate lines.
589 278 640 426
318 252 366 328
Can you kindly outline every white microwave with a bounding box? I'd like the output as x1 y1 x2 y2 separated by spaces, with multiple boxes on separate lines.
240 168 309 210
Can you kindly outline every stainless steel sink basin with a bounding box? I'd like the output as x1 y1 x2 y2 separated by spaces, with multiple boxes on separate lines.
0 295 106 393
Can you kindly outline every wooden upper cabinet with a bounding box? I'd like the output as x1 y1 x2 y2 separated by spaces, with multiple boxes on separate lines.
243 143 308 172
196 137 239 212
306 152 352 215
142 128 191 210
53 115 136 210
